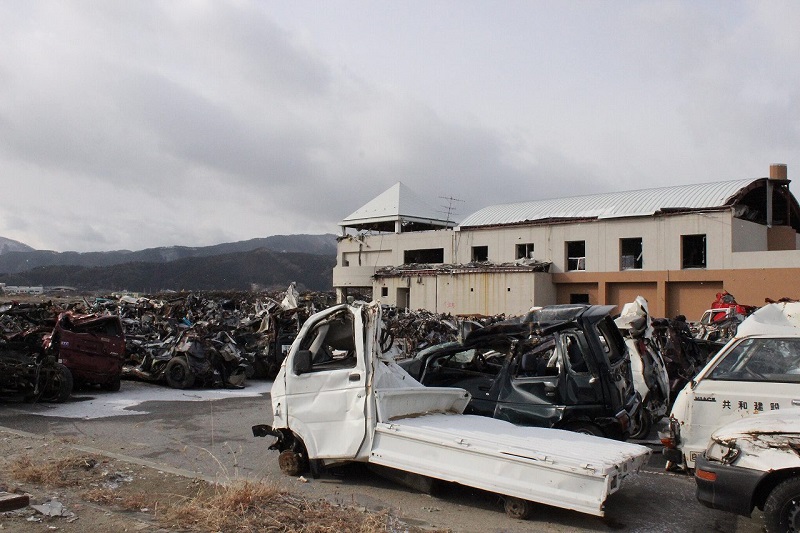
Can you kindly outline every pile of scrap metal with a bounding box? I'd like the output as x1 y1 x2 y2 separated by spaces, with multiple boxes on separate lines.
116 285 329 388
374 258 552 279
0 301 73 402
650 314 709 405
380 305 507 357
689 291 758 350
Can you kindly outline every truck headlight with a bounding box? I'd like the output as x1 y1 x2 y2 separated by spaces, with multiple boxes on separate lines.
705 439 739 464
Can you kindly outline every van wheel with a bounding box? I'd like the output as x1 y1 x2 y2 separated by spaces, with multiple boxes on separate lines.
763 476 800 533
165 357 195 389
563 421 605 437
103 377 121 392
504 497 533 520
278 450 308 477
41 363 73 403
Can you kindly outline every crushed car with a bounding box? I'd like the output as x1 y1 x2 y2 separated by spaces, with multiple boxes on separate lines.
694 408 800 533
398 304 642 440
661 301 800 470
124 326 252 389
614 296 670 439
0 328 72 403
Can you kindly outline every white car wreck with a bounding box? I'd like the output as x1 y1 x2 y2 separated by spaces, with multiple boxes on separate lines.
253 301 651 519
661 301 800 470
695 408 800 533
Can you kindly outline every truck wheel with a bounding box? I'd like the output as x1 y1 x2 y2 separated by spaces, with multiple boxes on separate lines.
42 363 73 403
504 497 534 520
562 421 605 437
278 450 308 477
165 357 195 389
763 476 800 533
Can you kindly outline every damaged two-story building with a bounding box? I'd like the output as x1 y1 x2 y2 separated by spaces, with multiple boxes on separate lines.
333 164 800 319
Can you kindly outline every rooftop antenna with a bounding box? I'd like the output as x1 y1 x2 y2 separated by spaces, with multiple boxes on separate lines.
439 195 464 224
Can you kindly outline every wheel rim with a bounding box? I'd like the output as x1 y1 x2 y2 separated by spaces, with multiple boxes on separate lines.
169 364 186 382
786 496 799 532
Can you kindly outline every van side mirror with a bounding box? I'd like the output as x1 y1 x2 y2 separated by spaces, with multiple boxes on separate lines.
294 349 312 375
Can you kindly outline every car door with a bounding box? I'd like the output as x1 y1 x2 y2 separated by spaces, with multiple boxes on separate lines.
283 306 368 459
493 335 566 427
682 335 800 465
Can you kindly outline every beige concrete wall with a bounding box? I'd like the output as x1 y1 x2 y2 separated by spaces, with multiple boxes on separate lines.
731 249 800 268
372 271 555 316
732 219 768 252
448 211 734 272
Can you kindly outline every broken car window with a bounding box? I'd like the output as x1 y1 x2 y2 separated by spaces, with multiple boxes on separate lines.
299 311 357 371
516 337 559 378
564 334 589 374
709 337 800 383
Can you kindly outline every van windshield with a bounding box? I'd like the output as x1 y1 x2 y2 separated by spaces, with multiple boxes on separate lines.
709 337 800 383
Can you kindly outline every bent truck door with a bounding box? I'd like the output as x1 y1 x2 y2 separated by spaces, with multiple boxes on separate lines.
284 305 369 459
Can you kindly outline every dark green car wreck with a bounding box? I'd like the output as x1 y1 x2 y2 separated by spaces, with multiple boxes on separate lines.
399 304 642 440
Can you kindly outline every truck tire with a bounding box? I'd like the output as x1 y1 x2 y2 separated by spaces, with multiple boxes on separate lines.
42 363 73 403
278 450 308 477
763 476 800 533
165 357 195 389
504 497 534 520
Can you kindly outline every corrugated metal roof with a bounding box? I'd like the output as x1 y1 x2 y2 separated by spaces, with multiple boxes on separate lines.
458 178 759 228
340 181 453 226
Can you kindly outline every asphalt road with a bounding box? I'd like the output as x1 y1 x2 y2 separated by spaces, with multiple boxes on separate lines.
0 379 765 533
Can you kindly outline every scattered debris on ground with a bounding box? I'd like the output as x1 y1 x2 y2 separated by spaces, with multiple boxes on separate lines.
0 431 448 533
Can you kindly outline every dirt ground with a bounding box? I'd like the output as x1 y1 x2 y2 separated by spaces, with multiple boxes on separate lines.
0 429 438 533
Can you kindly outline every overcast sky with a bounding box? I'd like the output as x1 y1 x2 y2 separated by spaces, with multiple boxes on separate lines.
1 1 799 252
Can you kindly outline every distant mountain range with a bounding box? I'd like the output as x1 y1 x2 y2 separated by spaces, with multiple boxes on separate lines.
0 234 338 293
0 236 35 255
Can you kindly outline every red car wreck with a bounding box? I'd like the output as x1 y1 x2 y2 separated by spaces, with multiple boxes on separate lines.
44 312 126 391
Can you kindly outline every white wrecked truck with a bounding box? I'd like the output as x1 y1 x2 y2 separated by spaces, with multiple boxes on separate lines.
662 301 800 470
253 301 650 519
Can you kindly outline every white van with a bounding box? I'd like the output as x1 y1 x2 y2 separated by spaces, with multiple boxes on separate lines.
661 302 800 469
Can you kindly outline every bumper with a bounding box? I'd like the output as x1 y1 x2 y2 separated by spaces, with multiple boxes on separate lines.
694 455 766 517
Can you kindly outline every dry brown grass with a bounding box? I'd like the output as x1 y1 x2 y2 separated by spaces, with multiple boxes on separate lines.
82 487 154 511
162 479 425 533
8 454 100 487
7 451 446 533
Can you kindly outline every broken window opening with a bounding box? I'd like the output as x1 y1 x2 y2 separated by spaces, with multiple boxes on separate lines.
570 293 590 304
516 243 535 260
298 311 357 371
403 248 444 264
380 286 388 297
620 237 643 270
566 241 586 271
471 246 488 262
682 234 707 269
